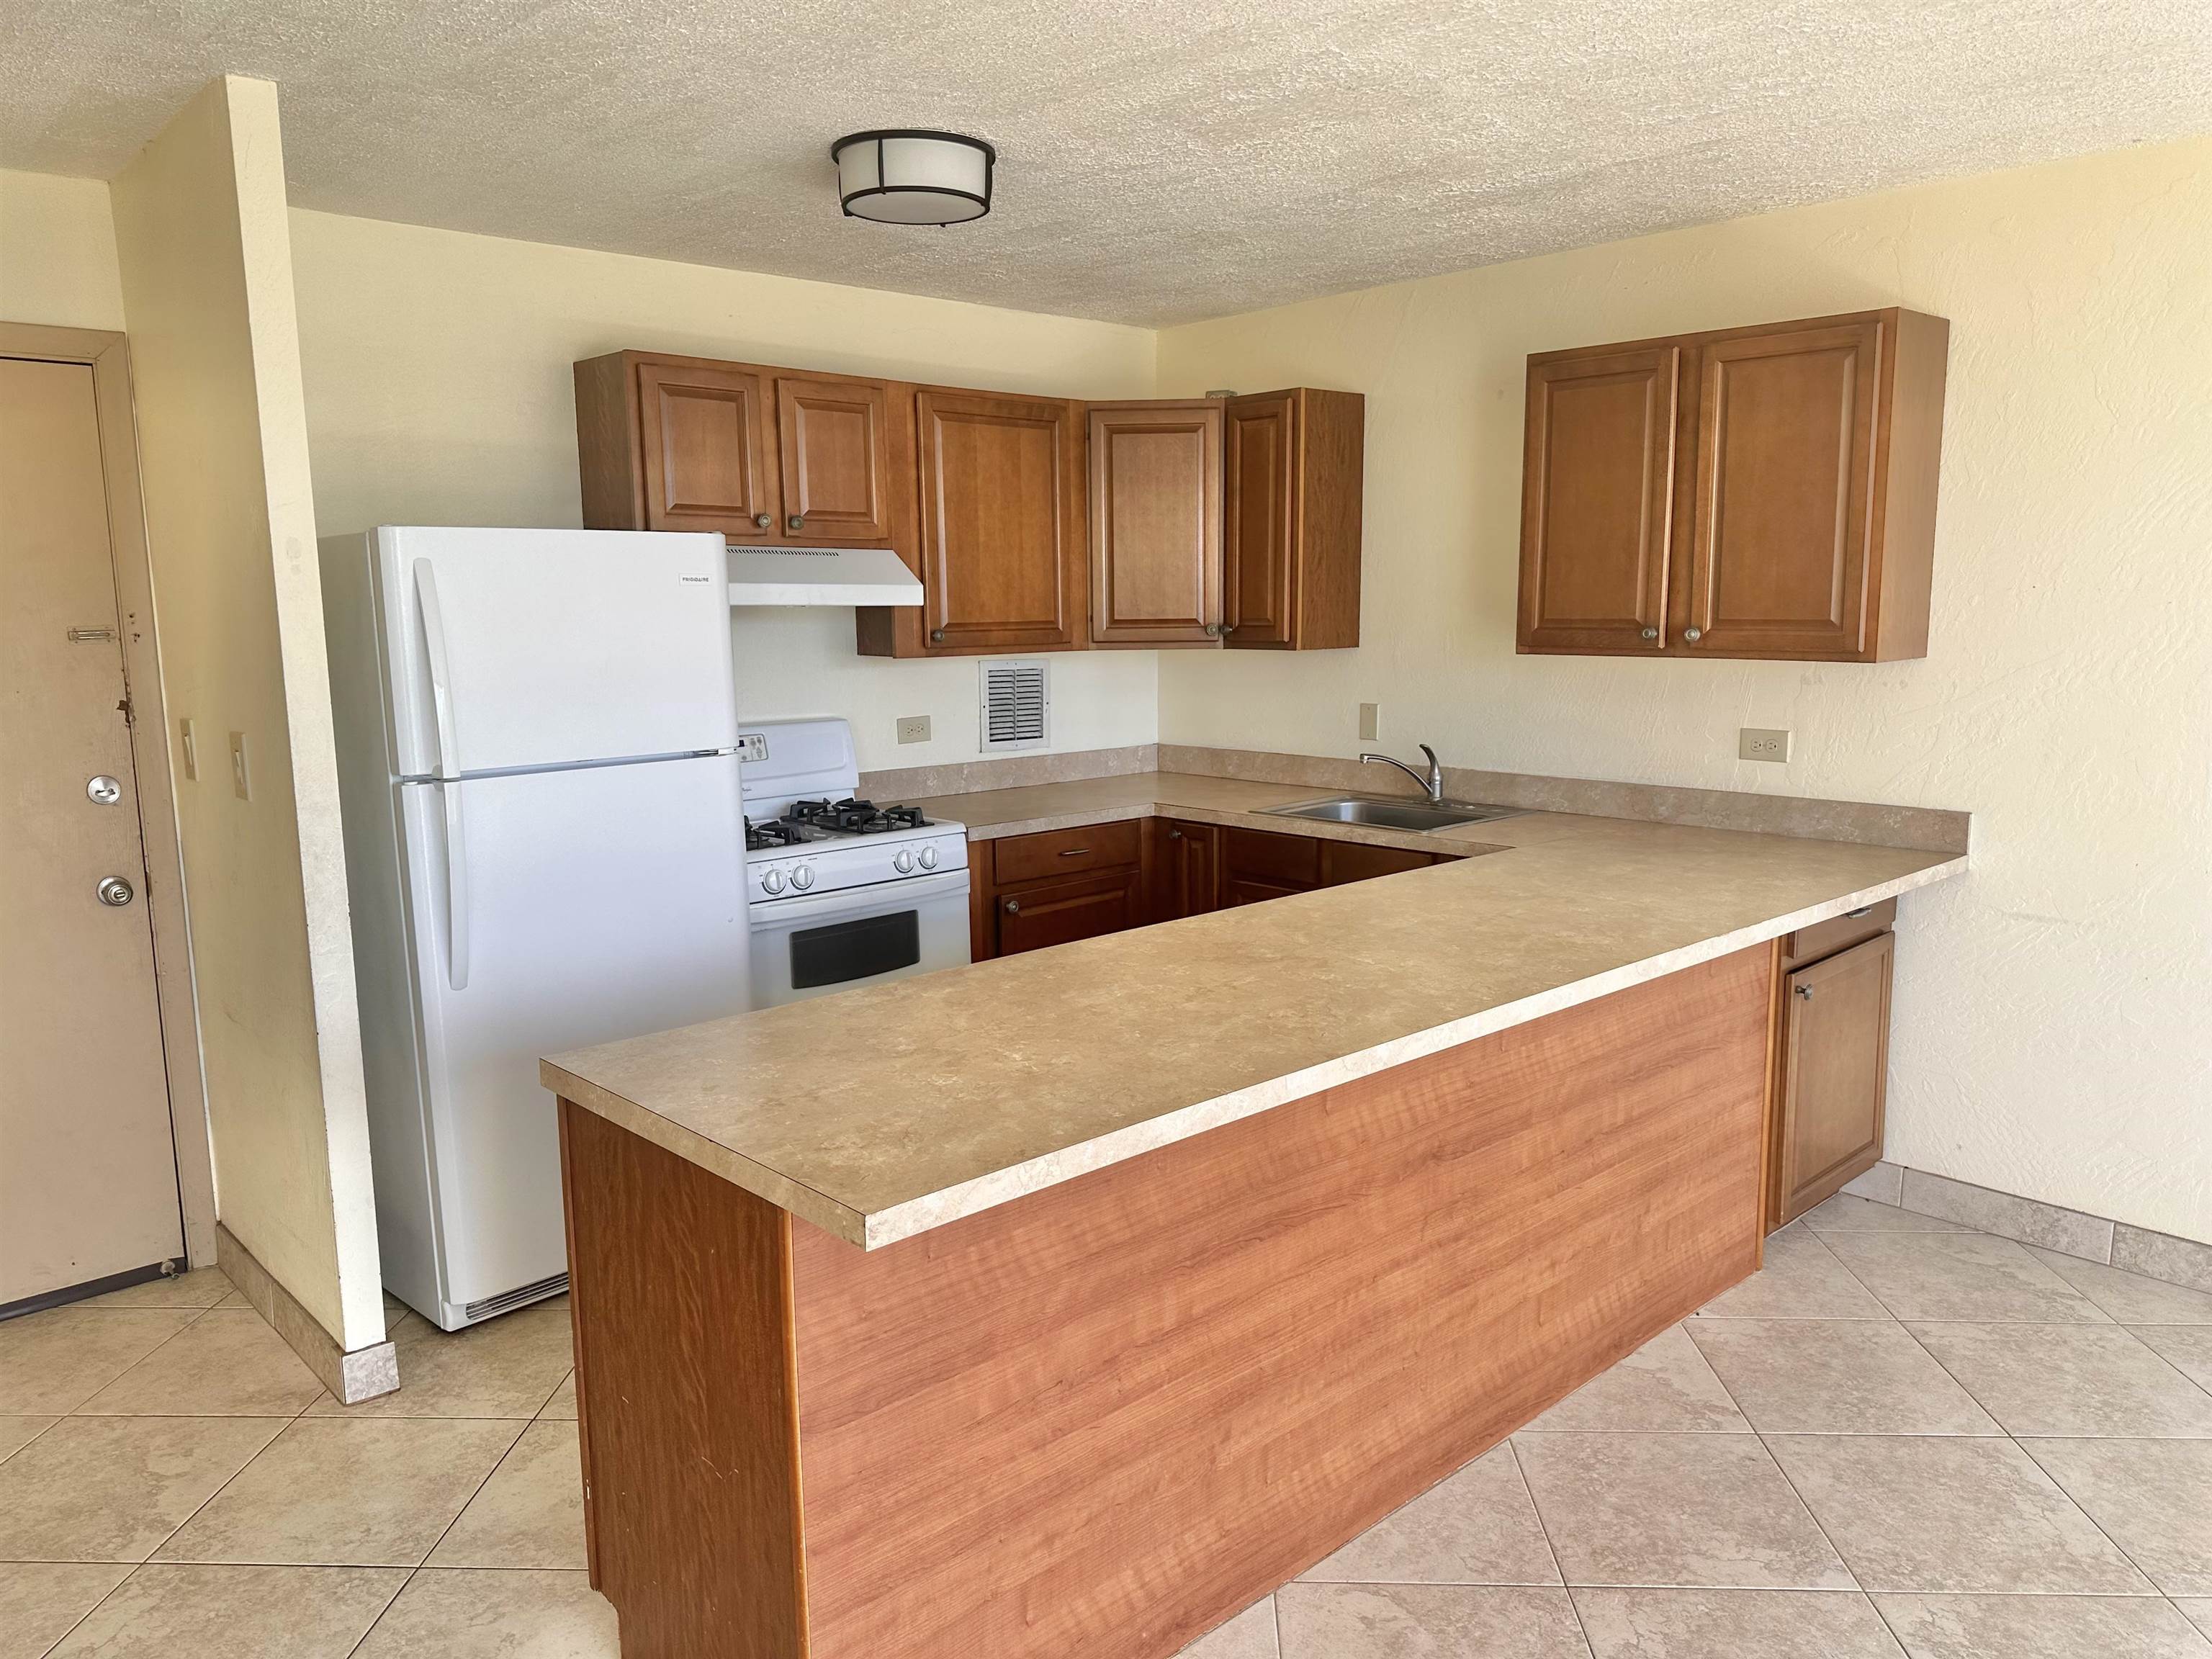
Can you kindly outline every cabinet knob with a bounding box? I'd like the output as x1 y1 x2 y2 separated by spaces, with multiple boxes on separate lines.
1219 622 1235 634
787 513 806 531
930 628 945 644
1683 626 1703 643
1795 983 1814 1000
1204 622 1224 638
1167 827 1182 840
1640 626 1659 641
1003 898 1021 914
752 513 772 529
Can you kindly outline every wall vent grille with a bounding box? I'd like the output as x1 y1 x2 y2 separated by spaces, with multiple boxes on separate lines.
979 659 1050 752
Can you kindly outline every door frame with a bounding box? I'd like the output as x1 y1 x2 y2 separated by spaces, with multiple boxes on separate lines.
2 320 216 1269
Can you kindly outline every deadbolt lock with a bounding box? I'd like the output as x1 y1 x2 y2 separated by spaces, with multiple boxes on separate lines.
87 775 122 805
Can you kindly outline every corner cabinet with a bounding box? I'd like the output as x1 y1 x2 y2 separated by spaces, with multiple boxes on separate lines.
1518 308 1948 663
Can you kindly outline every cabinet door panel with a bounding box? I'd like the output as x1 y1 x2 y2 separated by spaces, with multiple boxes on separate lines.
1152 821 1219 921
1223 394 1296 647
637 361 776 537
1687 321 1879 658
1321 842 1434 885
1517 346 1678 653
994 869 1141 957
919 391 1080 652
776 377 893 541
1220 827 1321 891
1090 402 1222 644
1776 931 1893 1223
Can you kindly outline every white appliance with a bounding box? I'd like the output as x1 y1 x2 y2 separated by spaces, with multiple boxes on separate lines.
724 544 923 606
738 718 971 1006
320 526 752 1331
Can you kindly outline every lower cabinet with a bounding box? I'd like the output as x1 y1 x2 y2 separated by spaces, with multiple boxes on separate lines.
1768 904 1897 1228
974 817 1458 959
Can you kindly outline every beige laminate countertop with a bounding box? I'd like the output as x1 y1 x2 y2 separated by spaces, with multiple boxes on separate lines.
546 773 1968 1251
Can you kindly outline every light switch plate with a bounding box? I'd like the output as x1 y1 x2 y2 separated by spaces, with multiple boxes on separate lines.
896 715 931 745
179 718 199 781
1358 703 1381 743
1739 727 1793 763
229 730 251 799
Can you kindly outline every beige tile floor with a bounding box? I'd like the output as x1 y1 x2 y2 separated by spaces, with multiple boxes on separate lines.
4 1194 2210 1657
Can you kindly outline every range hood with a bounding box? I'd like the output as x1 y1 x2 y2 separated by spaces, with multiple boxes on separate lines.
724 544 922 607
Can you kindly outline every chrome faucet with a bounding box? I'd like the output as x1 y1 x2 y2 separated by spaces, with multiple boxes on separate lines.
1360 744 1445 804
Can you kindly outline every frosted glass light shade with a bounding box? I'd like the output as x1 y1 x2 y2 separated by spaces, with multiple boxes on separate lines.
832 130 995 225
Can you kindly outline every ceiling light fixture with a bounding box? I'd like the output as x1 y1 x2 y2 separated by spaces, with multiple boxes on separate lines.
831 130 995 226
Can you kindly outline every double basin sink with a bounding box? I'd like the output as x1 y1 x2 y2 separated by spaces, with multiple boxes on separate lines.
1262 796 1525 832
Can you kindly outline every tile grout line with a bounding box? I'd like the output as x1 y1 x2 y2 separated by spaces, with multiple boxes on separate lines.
1502 1434 1599 1657
342 1413 536 1658
1815 1225 2174 1601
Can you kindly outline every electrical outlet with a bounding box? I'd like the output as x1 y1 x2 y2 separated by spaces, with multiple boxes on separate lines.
1358 702 1381 743
179 718 199 781
229 730 252 799
737 731 769 763
1739 727 1792 763
896 714 932 745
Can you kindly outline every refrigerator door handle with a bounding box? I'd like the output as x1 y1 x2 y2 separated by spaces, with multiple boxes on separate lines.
413 558 461 780
440 781 471 992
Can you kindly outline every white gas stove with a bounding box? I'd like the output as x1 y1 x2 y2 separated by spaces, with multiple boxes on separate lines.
738 718 970 1006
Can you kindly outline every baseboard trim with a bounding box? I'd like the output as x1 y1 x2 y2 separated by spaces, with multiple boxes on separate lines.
1843 1161 2212 1293
215 1223 399 1403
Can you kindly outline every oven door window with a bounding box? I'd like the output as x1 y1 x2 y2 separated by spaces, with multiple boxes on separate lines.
788 910 922 990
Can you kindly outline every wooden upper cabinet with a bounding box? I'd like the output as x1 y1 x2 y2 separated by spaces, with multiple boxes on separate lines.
634 360 776 538
916 390 1084 653
1518 347 1678 653
1089 400 1223 646
774 375 894 543
1223 389 1364 650
1517 307 1948 662
1686 320 1879 657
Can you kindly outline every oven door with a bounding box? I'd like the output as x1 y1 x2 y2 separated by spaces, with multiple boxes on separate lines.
748 869 972 1007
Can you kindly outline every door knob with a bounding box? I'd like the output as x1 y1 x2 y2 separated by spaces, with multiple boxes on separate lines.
86 775 122 804
752 513 772 529
1683 627 1704 642
96 876 135 907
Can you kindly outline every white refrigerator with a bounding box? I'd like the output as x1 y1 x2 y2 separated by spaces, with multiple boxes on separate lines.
321 526 752 1330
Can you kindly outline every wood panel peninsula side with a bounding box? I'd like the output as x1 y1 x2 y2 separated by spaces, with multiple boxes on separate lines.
544 818 1968 1659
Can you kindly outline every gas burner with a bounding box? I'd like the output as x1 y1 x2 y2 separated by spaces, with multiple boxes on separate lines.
783 798 932 836
745 817 816 852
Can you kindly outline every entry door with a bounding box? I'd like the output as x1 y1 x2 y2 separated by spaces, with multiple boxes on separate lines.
0 356 183 1307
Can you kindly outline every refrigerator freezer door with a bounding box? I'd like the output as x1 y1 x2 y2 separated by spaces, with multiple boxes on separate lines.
396 752 751 1323
377 526 737 777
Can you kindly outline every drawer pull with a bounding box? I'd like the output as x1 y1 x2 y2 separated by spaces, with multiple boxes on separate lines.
1003 899 1021 914
1845 906 1873 919
1058 848 1091 858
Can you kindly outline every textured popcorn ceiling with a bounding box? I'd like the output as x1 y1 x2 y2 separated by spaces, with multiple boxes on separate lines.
6 0 2209 324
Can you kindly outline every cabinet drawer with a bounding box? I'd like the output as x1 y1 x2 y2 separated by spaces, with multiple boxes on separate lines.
1220 827 1322 889
992 820 1142 886
1782 899 1896 969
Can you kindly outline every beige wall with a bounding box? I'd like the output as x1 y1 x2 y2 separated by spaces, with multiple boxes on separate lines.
109 78 385 1349
1159 138 2212 1246
0 169 126 330
287 210 1161 772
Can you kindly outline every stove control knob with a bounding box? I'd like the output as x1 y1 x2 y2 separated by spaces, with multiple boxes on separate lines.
791 864 815 891
894 849 916 874
919 845 938 870
761 868 786 895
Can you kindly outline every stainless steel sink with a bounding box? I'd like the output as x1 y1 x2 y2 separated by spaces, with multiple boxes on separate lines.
1262 796 1525 832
